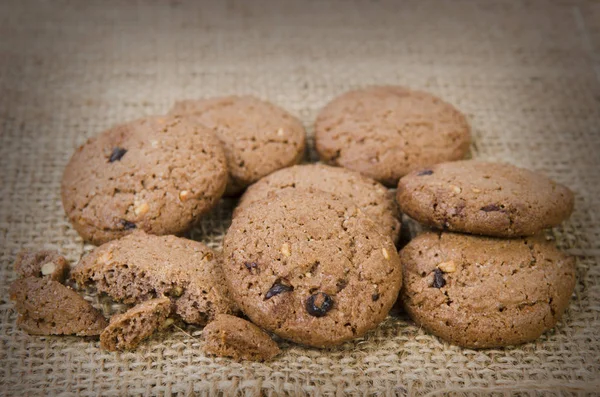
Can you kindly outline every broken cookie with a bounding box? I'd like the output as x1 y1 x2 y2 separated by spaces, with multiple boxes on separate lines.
202 314 280 361
14 250 70 282
100 297 172 351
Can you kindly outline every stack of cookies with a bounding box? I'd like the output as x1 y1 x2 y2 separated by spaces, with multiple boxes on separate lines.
8 85 576 360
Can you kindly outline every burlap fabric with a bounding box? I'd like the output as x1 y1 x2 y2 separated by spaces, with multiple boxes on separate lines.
1 0 599 395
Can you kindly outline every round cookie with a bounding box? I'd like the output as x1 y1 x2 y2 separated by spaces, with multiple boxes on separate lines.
72 231 238 325
396 160 575 237
223 190 402 347
61 116 228 245
169 96 306 195
314 86 471 186
235 163 401 243
400 232 576 349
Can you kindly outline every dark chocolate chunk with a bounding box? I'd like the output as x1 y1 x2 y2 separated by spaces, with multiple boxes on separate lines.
109 147 127 163
432 268 446 288
305 292 333 317
371 293 380 302
265 282 293 299
417 169 434 176
480 204 502 212
119 219 136 230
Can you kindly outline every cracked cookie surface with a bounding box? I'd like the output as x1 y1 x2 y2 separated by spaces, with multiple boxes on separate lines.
72 231 237 325
223 190 402 347
314 86 470 186
235 163 401 243
400 232 576 348
61 116 228 245
396 160 574 237
169 96 306 195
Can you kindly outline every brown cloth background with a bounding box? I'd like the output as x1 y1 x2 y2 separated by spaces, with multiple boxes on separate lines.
1 0 599 395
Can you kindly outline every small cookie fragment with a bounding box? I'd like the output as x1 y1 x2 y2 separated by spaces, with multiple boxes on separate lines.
100 297 172 351
72 231 237 325
400 232 576 348
169 96 306 195
314 86 471 186
14 250 70 282
202 314 280 361
396 160 575 237
9 277 107 336
235 163 401 243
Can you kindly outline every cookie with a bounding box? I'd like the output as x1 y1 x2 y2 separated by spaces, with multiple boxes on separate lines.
314 86 471 186
14 250 70 282
223 190 402 347
202 314 280 361
61 116 228 245
396 160 575 237
235 163 401 243
100 297 172 351
71 231 237 325
169 96 306 195
400 232 576 348
9 277 108 336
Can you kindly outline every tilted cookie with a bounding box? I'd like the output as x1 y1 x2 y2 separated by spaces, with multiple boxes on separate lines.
71 231 237 325
14 250 70 282
235 163 401 244
315 86 471 186
169 95 306 195
10 277 107 336
400 232 576 348
202 314 280 361
61 116 228 245
396 160 574 237
100 297 172 351
223 190 402 347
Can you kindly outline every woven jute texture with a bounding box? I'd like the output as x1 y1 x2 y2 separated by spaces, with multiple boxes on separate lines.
1 0 600 395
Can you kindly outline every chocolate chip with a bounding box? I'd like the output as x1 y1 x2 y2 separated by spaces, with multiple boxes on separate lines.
371 293 380 302
480 204 502 212
432 268 446 288
417 169 434 176
109 147 127 163
265 282 292 299
244 262 258 273
119 219 136 230
305 292 333 317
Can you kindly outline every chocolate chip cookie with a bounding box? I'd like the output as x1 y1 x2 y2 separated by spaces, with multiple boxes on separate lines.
202 314 280 361
10 277 108 336
61 116 228 245
235 163 401 243
169 96 306 195
72 231 237 325
396 160 575 237
223 190 402 347
100 297 172 351
400 232 576 348
314 86 471 186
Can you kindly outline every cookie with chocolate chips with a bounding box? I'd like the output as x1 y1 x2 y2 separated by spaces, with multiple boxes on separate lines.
314 86 471 186
61 116 228 245
400 232 576 348
223 190 402 347
169 96 306 195
396 160 574 237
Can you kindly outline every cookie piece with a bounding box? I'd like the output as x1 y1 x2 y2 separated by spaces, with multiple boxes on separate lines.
400 232 576 348
223 190 402 347
9 277 107 336
202 314 280 361
169 96 306 195
235 163 401 243
100 297 172 351
71 231 237 325
314 86 471 186
61 116 228 245
14 250 70 282
396 161 575 237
